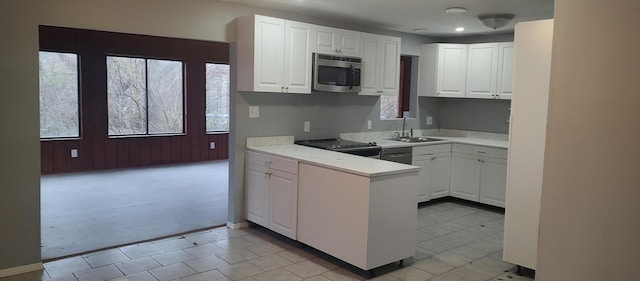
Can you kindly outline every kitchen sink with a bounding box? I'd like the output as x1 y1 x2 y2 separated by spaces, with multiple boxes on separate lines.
388 137 443 143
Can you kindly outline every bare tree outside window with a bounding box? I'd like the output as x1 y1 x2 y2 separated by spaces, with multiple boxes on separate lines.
206 63 230 132
107 56 184 136
380 95 400 119
39 51 79 138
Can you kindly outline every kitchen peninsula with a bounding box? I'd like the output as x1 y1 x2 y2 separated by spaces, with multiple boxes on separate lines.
245 136 419 271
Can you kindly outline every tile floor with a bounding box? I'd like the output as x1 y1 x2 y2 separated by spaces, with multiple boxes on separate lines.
2 201 534 281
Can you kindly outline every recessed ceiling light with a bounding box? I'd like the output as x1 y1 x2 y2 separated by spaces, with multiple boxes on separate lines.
455 27 465 32
446 7 467 14
413 28 428 32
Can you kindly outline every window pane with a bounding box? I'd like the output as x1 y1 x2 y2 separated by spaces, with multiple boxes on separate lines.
107 56 146 135
380 95 400 119
205 63 230 132
147 59 184 134
39 51 79 138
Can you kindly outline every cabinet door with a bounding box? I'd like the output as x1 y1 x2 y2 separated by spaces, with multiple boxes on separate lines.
479 157 508 207
450 153 481 201
379 37 401 96
313 27 338 55
497 42 514 100
412 157 431 203
284 21 312 94
359 35 381 95
254 16 285 92
336 30 360 56
431 154 451 199
268 169 298 239
246 163 269 226
466 43 499 99
437 44 467 97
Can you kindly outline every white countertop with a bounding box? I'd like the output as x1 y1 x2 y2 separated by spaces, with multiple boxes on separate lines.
373 137 508 149
247 144 419 178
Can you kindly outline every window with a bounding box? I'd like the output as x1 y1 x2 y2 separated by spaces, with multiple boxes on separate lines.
380 95 400 119
381 56 412 119
107 56 184 136
39 51 80 138
205 63 230 132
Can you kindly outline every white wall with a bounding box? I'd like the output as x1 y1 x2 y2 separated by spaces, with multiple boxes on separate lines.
537 0 640 280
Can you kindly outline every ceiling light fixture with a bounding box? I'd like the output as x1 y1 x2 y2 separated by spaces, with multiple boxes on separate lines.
455 27 464 32
446 7 467 14
478 13 515 29
413 28 428 32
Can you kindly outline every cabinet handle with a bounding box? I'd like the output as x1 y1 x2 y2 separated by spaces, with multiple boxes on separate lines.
264 161 272 166
431 157 437 161
285 86 289 91
477 150 486 154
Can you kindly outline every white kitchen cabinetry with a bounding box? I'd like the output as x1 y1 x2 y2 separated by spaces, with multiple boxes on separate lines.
412 144 451 202
237 15 312 94
418 44 468 97
360 33 401 96
465 43 499 99
297 162 418 270
313 27 360 56
245 151 298 239
496 42 514 100
449 144 508 207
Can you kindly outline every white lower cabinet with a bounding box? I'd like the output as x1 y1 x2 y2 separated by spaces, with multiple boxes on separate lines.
412 144 451 202
245 151 298 239
450 144 508 207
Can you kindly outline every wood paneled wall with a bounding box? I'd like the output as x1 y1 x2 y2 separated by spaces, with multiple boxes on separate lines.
39 26 230 174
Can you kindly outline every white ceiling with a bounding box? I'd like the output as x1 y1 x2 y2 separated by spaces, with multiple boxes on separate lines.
221 0 554 36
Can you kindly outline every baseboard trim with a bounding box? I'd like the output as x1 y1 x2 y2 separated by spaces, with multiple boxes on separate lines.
0 263 44 278
226 221 249 229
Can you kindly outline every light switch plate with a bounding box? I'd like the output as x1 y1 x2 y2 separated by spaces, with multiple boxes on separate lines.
249 106 259 118
367 120 372 130
210 142 216 149
71 149 78 158
304 121 310 132
426 116 433 125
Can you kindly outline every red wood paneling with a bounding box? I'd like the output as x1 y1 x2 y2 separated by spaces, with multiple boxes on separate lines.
39 26 230 174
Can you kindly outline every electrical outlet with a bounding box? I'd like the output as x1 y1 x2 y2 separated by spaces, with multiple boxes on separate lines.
367 120 372 130
209 142 216 149
426 116 433 126
71 149 78 158
249 106 259 118
304 121 310 132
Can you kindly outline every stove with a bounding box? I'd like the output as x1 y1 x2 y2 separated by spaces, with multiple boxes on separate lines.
295 138 381 158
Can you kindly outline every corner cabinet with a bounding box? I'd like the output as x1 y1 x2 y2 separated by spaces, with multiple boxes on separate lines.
245 151 298 239
496 42 514 100
449 144 507 207
237 15 312 94
360 33 401 96
418 44 468 97
312 27 360 56
412 144 452 203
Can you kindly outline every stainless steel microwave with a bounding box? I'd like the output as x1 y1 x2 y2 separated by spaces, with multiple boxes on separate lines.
312 53 362 93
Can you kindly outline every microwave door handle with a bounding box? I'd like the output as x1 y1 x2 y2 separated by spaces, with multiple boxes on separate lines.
348 64 354 90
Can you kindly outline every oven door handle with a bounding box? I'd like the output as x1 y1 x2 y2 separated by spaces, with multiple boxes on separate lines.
348 64 355 90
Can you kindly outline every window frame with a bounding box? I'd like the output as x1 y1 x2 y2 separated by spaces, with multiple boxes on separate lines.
106 55 187 137
38 50 82 140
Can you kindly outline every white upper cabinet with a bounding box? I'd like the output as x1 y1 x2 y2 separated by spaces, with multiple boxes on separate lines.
465 43 499 99
418 42 514 99
284 21 313 94
313 27 360 56
418 44 468 97
237 15 311 94
359 33 401 96
497 42 514 100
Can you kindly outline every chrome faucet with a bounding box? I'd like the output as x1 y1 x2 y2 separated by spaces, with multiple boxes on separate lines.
402 117 408 137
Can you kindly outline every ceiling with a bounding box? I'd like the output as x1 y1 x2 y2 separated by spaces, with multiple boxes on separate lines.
221 0 554 36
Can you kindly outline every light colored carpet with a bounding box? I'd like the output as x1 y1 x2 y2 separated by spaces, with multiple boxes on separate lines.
41 160 228 260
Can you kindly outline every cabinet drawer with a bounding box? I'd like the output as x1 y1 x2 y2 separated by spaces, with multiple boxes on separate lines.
413 151 450 162
412 144 451 156
452 144 507 159
247 151 299 174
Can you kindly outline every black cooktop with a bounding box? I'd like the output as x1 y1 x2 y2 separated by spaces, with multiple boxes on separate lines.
295 138 378 150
